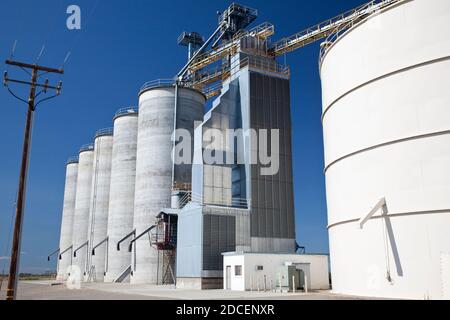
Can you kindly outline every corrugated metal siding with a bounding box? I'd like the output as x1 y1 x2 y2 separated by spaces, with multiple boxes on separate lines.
249 72 296 240
203 214 236 271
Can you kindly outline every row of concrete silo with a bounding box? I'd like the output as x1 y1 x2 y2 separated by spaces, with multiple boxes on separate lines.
57 84 204 284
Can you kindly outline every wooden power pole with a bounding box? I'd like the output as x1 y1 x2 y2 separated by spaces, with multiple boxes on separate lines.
3 60 63 300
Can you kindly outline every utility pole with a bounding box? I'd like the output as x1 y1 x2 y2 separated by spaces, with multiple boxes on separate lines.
3 60 63 300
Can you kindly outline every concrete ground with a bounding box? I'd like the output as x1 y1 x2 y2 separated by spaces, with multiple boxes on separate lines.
0 280 375 300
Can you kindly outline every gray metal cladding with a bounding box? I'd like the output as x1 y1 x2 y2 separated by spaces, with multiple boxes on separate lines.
249 72 295 240
202 214 236 271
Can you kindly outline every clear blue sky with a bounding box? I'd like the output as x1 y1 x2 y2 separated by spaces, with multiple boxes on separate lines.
0 0 367 274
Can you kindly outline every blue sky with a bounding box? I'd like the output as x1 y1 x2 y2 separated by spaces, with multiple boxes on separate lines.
0 0 367 273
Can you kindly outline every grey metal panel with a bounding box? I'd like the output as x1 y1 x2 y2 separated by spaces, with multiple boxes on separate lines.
202 214 236 271
176 204 203 277
286 180 296 238
247 71 295 242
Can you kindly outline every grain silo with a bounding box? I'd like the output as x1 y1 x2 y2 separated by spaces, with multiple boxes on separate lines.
131 81 204 284
104 108 138 283
86 129 113 282
72 144 94 279
320 0 450 299
56 157 79 281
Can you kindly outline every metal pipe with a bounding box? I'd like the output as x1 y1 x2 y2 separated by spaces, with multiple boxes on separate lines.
58 245 73 275
73 241 89 258
47 248 60 261
116 230 135 251
177 24 225 80
128 225 156 252
91 236 109 276
171 84 178 187
59 245 73 260
91 236 108 256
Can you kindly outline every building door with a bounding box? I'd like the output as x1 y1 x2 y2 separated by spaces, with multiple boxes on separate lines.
226 266 231 290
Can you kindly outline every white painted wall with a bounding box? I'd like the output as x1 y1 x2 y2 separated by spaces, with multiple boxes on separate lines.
320 0 450 299
223 253 329 291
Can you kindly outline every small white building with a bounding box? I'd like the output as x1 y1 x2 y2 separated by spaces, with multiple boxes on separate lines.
223 252 330 291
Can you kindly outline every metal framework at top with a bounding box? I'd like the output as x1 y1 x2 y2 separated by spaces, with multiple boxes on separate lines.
177 0 403 99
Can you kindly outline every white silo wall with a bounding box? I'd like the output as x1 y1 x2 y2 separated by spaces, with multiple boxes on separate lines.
320 0 450 299
72 145 94 279
131 85 204 284
56 159 78 281
86 130 113 282
104 109 138 283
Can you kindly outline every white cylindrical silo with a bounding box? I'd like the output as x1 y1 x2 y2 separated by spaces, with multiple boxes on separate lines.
320 0 450 299
72 144 94 279
56 157 78 281
131 81 204 284
104 108 138 283
86 129 113 282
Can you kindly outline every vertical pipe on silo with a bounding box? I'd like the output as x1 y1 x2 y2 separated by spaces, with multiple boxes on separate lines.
86 129 113 282
72 144 94 279
104 108 138 283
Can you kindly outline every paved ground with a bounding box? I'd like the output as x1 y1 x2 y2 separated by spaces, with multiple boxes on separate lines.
0 281 373 300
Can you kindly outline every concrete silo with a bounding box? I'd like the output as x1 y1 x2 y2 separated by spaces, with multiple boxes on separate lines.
72 144 94 279
86 129 113 282
131 81 204 284
104 108 138 283
320 0 450 299
56 157 79 281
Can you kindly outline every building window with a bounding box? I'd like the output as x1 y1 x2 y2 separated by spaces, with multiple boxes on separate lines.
256 265 263 271
235 265 242 276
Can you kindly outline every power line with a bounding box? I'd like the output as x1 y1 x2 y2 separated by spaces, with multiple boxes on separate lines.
61 0 101 68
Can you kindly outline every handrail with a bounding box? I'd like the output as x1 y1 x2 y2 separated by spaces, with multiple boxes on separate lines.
91 236 109 256
316 0 401 64
73 241 89 257
192 55 289 99
117 230 136 251
175 190 249 209
296 243 306 254
114 265 132 283
79 144 94 153
140 79 177 93
58 245 73 260
47 248 60 261
272 0 375 54
185 21 274 78
66 156 79 165
95 127 113 139
114 107 138 119
218 3 258 25
128 225 156 252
